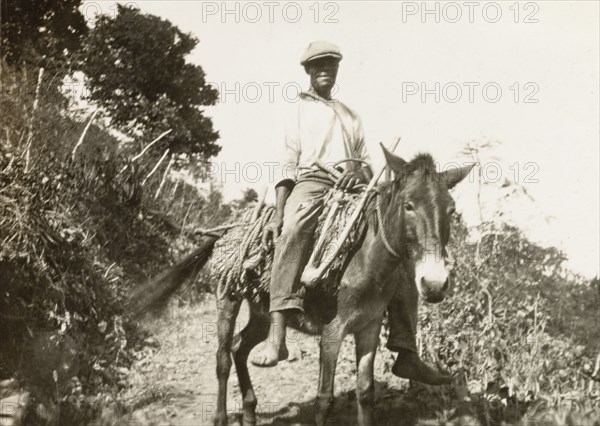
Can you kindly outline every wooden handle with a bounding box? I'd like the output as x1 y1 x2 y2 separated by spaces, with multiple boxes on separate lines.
314 160 343 180
301 137 401 288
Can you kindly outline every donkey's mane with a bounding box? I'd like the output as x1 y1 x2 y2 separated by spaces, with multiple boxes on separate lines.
378 152 437 194
407 152 436 174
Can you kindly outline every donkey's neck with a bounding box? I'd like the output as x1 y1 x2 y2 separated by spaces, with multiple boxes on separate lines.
356 192 413 287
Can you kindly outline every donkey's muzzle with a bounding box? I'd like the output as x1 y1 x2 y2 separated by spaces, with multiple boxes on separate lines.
415 253 450 304
420 276 449 303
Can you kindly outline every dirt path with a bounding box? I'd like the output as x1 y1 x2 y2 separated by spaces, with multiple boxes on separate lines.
120 295 429 426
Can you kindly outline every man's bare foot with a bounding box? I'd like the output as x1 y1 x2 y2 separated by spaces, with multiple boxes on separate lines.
392 349 452 385
250 341 289 367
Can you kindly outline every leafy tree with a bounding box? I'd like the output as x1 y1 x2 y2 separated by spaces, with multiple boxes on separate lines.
0 0 87 68
242 188 259 204
81 5 220 159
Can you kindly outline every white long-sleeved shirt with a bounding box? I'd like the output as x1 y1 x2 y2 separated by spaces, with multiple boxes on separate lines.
274 89 370 185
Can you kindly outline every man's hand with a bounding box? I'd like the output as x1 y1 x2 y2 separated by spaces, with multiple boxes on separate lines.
335 169 367 191
262 216 284 249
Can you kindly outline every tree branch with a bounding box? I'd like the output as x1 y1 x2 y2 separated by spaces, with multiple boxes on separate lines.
71 109 99 161
141 148 170 187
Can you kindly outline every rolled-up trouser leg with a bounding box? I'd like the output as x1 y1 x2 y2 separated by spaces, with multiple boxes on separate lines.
269 180 331 313
386 277 419 353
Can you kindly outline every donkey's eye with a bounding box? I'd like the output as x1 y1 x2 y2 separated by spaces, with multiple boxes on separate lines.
448 207 456 215
404 202 415 212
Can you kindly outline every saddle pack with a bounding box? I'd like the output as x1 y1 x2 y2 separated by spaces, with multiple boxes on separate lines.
206 187 371 301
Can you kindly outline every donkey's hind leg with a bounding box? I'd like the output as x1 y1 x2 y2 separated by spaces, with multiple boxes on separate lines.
232 299 270 426
214 295 242 426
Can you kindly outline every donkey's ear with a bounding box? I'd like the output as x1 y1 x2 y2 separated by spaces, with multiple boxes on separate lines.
440 164 475 189
380 143 407 175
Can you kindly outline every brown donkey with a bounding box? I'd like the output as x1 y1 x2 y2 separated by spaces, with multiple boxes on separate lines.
212 147 474 426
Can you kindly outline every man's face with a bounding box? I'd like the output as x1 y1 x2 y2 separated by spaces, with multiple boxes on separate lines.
305 57 339 96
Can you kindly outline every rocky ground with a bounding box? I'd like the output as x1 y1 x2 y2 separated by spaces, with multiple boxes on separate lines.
116 295 441 426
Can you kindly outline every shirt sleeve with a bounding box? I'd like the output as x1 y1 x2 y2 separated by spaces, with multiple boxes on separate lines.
273 103 300 187
353 115 371 164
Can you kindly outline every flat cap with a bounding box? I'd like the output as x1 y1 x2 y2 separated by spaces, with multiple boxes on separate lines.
300 40 343 66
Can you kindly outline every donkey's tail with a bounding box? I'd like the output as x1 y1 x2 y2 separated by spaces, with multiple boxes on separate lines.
128 236 218 317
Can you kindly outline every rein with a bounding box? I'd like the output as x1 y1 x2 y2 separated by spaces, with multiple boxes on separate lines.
375 192 402 258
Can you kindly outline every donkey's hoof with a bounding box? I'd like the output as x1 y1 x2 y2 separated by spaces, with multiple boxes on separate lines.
212 414 227 426
241 414 257 426
213 414 242 426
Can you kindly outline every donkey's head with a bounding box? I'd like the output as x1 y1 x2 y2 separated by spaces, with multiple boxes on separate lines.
379 146 473 303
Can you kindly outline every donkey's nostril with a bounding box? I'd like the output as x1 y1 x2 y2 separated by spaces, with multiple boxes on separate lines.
442 278 449 291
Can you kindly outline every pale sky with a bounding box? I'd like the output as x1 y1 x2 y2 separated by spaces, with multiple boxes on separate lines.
83 1 599 278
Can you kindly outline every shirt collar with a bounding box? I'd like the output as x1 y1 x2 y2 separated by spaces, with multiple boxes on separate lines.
300 87 337 103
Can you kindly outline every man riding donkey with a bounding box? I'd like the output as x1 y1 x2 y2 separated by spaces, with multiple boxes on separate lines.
250 40 451 386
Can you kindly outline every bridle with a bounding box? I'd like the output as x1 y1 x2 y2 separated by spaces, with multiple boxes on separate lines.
374 184 455 267
375 191 402 258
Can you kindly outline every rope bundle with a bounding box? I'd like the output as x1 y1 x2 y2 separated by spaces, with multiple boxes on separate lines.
207 204 276 300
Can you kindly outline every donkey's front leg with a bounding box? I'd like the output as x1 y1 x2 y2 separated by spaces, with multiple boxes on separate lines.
316 320 345 426
214 296 241 426
354 320 381 426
